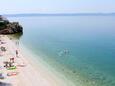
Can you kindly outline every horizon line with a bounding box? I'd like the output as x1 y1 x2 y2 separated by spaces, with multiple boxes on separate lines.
1 13 115 17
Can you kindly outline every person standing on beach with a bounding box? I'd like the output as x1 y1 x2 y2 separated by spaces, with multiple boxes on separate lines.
10 57 15 63
16 50 18 57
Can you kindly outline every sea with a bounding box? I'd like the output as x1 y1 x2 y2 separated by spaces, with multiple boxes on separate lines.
8 15 115 86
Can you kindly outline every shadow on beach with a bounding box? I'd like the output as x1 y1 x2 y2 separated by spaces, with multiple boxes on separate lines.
7 32 23 46
7 32 23 40
0 82 12 86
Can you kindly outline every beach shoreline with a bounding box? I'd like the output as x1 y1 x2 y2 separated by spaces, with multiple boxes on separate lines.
0 35 76 86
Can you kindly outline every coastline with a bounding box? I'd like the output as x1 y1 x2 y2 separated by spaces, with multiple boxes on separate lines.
0 35 76 86
19 42 76 86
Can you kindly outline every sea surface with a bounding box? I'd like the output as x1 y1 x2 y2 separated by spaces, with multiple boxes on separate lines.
9 15 115 86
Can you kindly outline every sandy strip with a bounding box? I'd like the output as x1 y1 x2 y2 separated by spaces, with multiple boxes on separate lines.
0 35 76 86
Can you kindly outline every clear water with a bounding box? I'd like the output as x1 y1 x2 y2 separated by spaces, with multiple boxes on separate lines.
9 15 115 86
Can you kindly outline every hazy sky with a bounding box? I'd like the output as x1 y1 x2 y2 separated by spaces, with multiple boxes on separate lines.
0 0 115 14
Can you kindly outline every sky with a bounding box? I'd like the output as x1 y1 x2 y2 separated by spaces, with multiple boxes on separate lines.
0 0 115 14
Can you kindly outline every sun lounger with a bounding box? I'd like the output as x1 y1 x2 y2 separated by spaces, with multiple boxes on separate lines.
7 72 18 77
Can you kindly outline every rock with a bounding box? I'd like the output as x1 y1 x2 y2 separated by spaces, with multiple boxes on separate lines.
0 15 23 34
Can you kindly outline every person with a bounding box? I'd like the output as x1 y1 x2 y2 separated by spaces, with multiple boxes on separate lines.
58 49 69 56
16 41 19 46
3 61 9 68
10 58 15 63
9 62 14 67
16 50 18 57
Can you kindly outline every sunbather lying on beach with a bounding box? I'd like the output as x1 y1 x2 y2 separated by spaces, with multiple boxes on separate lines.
4 61 14 68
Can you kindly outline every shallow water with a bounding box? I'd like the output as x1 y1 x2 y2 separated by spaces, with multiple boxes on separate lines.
9 15 115 86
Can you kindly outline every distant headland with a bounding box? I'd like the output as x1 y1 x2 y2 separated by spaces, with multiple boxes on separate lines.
2 13 115 17
0 15 23 34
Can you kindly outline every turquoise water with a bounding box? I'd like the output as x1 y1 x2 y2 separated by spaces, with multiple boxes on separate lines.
9 15 115 86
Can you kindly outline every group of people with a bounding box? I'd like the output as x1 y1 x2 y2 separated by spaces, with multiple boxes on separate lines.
0 35 20 79
58 49 70 56
1 52 19 79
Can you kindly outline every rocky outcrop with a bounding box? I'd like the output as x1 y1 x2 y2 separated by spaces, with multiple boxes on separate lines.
0 15 23 34
0 22 23 34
